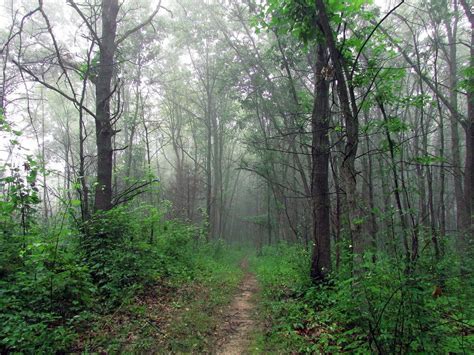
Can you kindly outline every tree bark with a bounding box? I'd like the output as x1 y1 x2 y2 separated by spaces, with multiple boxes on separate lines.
443 10 469 239
310 43 331 282
460 0 474 248
94 0 119 211
315 0 364 264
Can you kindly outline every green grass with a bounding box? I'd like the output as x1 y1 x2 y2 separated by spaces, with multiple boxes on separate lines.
249 244 314 353
163 245 244 353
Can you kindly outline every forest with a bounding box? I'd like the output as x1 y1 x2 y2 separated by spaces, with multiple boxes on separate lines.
0 0 473 353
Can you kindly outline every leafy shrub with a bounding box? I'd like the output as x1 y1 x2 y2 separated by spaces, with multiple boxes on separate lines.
0 198 202 352
0 234 95 352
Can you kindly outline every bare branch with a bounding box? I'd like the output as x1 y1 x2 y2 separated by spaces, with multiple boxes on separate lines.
67 0 102 46
115 1 162 46
12 58 96 118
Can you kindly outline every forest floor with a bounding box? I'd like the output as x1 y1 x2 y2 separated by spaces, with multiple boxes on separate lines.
76 253 262 353
214 259 259 354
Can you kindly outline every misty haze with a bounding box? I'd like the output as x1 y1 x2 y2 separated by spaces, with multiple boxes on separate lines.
0 0 473 353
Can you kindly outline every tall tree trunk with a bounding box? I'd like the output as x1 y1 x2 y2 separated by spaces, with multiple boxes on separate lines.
363 112 378 257
443 5 471 242
434 33 447 248
94 0 119 211
126 61 141 181
310 43 331 282
315 0 363 265
41 88 50 220
206 100 213 241
211 108 222 239
460 0 474 248
330 149 342 271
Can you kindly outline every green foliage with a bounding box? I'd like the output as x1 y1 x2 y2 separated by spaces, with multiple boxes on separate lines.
0 157 42 278
77 205 201 308
260 0 372 47
252 244 474 353
78 54 99 81
0 157 41 230
459 65 474 93
0 194 232 353
250 244 317 352
0 164 90 352
0 226 95 352
383 116 410 133
413 155 447 165
0 109 22 137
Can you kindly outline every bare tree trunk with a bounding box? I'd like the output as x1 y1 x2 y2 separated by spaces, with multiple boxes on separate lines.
40 88 50 220
363 112 378 257
443 11 467 238
211 107 222 239
206 98 213 241
378 101 411 262
94 0 119 211
310 43 331 282
460 0 474 249
433 35 447 248
78 97 89 220
330 151 342 271
126 63 141 181
438 112 447 241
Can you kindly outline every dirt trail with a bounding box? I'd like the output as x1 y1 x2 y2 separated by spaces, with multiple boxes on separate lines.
215 259 258 355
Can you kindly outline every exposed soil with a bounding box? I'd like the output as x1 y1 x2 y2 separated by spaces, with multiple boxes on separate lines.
214 259 259 355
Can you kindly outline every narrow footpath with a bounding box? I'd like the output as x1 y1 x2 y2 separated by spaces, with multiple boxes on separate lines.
215 259 259 355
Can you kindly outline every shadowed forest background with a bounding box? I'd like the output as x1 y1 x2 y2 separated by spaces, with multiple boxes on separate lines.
0 0 473 353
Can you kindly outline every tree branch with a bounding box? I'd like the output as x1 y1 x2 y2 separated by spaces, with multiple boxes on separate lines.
115 1 162 46
67 0 102 46
12 58 96 118
350 1 405 80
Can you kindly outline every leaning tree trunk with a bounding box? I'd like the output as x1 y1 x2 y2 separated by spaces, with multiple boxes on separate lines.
94 0 119 211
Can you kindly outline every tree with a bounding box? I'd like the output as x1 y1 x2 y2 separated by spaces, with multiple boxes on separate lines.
460 0 474 248
310 43 331 281
93 0 119 211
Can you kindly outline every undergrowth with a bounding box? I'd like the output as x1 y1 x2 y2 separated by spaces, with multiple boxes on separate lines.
0 193 244 353
251 243 474 354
